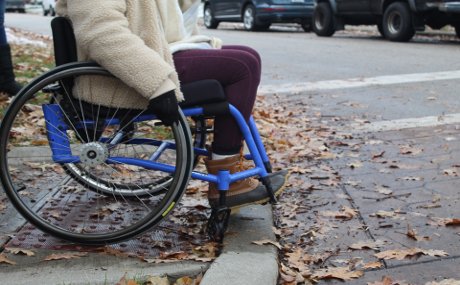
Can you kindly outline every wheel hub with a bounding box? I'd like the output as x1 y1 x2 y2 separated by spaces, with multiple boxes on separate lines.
80 142 108 167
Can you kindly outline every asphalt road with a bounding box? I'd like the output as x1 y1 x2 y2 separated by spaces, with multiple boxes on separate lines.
5 12 460 126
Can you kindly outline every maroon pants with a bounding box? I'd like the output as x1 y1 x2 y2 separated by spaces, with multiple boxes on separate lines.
173 45 261 154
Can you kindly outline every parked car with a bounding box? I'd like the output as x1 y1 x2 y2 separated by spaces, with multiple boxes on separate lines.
41 0 56 16
203 0 315 32
312 0 460 41
5 0 26 13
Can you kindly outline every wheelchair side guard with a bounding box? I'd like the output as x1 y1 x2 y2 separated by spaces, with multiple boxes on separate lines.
43 104 181 173
42 104 79 163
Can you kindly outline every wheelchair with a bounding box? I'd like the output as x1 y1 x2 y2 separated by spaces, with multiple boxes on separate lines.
0 17 282 245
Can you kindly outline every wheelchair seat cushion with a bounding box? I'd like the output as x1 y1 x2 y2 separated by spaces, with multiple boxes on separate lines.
179 79 226 108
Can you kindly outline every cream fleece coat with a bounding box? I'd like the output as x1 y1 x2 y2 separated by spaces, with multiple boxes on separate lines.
56 0 220 109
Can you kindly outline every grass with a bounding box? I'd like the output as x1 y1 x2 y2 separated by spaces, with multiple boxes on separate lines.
11 42 55 84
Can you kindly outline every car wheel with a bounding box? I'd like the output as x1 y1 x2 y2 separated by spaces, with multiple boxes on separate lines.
382 2 415 42
204 5 219 29
312 2 336 37
455 24 460 39
243 4 270 31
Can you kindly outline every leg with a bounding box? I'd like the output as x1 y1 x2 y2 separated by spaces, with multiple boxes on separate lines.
0 4 22 96
173 45 261 154
0 2 7 45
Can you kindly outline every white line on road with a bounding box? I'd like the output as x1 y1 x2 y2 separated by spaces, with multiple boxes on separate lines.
259 70 460 94
349 113 460 133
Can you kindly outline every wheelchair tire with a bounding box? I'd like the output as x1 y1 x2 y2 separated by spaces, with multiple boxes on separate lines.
0 62 193 244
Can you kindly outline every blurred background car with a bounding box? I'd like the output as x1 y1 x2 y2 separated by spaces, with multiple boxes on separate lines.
203 0 314 31
5 0 27 13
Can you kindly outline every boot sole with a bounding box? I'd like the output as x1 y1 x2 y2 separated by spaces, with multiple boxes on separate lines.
228 170 290 211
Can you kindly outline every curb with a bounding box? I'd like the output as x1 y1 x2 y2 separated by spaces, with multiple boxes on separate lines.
200 204 279 285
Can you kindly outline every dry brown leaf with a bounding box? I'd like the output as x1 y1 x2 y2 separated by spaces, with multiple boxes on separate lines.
159 251 189 260
145 275 169 285
0 254 16 265
192 242 219 259
372 151 385 159
252 239 282 249
361 261 383 269
375 186 393 195
349 240 386 250
285 248 312 276
374 248 448 260
174 276 196 285
399 145 423 155
367 276 397 285
5 247 35 256
406 225 431 241
116 274 139 285
97 246 129 258
290 166 312 174
280 263 305 283
443 168 458 176
320 206 357 220
312 267 363 281
428 217 460 227
43 252 88 261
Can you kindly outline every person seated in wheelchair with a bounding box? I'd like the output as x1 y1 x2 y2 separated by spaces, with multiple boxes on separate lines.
56 0 288 209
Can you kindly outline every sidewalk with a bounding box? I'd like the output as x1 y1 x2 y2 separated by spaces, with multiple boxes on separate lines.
0 198 278 285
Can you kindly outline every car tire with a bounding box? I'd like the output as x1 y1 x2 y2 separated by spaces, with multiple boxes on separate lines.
204 5 219 29
382 2 415 42
243 4 270 31
312 2 336 37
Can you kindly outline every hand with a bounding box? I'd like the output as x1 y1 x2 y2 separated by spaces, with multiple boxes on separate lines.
147 90 180 126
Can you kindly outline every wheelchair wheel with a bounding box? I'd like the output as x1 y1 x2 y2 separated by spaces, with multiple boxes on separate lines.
0 62 193 244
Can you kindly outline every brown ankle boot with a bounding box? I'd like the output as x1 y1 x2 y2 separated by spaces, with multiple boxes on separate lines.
205 154 287 209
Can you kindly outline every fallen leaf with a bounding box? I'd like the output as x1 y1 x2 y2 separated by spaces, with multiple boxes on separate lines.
428 218 460 227
406 225 431 241
349 240 386 250
5 247 35 256
399 145 423 155
320 206 358 220
312 267 363 281
0 254 16 265
372 151 385 159
362 261 383 269
443 168 458 176
145 275 169 285
374 248 448 260
252 239 282 249
43 252 88 261
174 276 195 285
375 185 393 195
116 274 139 285
367 276 398 285
285 248 312 276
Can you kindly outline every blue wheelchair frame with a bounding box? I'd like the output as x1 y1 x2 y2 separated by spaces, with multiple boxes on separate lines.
43 103 273 194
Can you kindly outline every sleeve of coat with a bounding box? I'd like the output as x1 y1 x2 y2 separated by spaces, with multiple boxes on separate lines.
66 0 175 100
